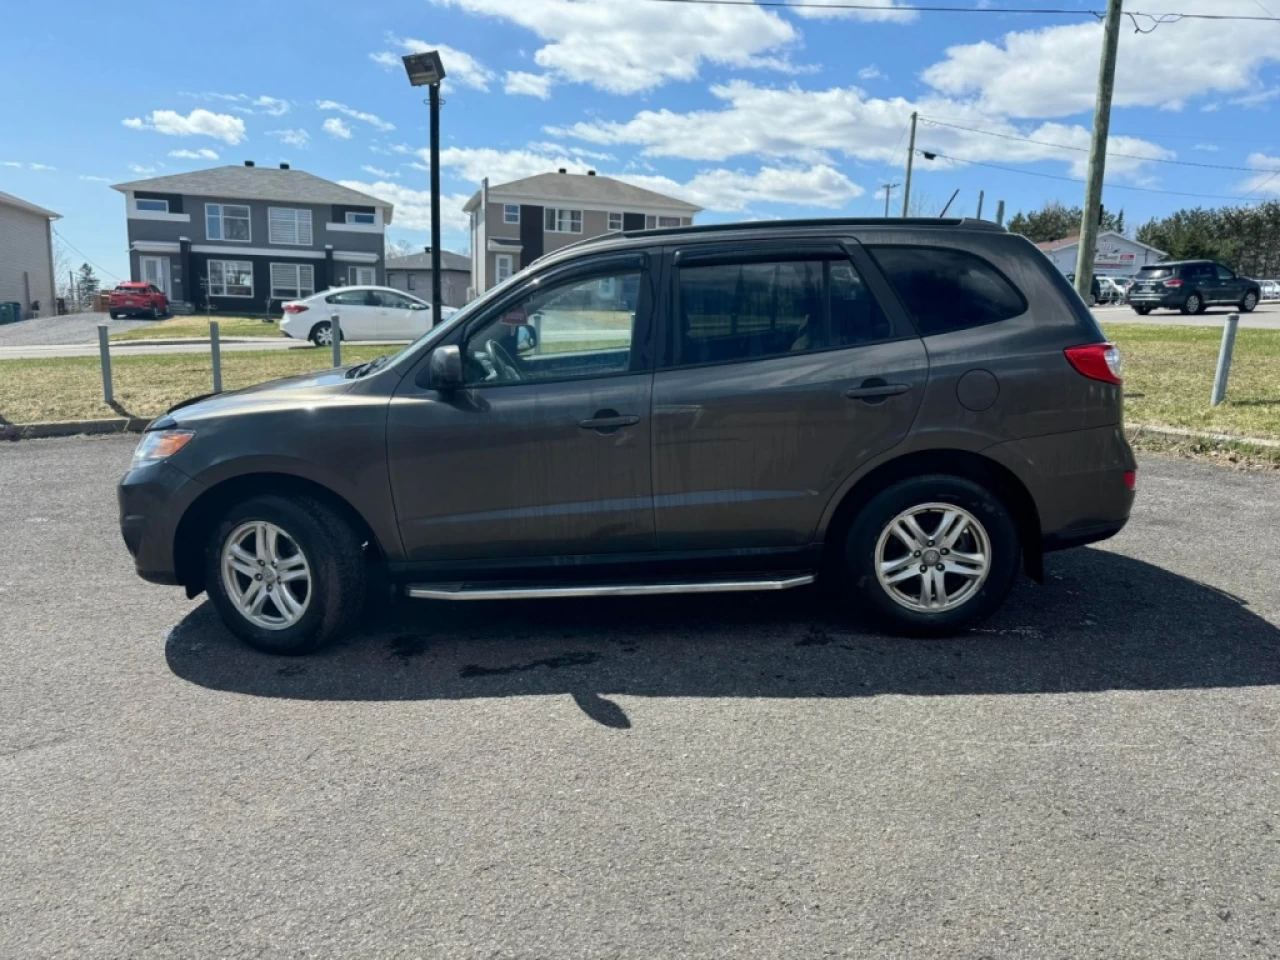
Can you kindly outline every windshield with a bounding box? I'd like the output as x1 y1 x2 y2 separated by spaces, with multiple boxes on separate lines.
383 268 527 371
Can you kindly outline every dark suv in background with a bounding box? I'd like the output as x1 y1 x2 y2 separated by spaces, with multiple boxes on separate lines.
1128 259 1261 315
119 218 1135 655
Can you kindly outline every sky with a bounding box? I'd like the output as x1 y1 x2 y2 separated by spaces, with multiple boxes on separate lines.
3 0 1280 285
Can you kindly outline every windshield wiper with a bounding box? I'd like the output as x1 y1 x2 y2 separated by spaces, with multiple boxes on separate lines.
352 354 390 378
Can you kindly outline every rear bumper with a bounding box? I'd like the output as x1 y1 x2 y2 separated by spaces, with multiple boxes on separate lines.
118 461 204 585
1128 292 1181 308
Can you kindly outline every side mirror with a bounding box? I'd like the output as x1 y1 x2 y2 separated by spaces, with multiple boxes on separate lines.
515 324 538 355
428 345 463 392
410 302 428 310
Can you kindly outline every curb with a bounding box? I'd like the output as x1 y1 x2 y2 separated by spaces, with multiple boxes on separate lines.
1128 424 1280 450
2 418 149 441
109 337 273 347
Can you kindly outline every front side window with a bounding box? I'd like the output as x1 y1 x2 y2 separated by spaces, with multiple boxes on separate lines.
462 269 641 385
673 257 890 367
504 204 520 224
374 290 416 309
543 208 583 234
345 211 377 225
270 263 315 300
268 207 313 245
1216 265 1235 281
136 198 168 212
868 246 1026 337
608 212 623 232
206 260 253 297
206 204 251 242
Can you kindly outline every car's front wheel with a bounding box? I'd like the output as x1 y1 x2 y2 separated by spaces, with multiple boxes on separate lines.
1241 291 1259 313
843 475 1020 637
205 494 367 654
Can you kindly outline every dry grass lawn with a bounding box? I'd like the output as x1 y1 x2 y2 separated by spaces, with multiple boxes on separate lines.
110 315 280 341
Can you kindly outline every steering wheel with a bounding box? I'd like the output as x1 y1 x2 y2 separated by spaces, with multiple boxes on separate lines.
484 338 522 382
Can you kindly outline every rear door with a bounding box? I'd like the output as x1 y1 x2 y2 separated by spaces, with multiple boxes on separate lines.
649 239 927 552
325 289 379 338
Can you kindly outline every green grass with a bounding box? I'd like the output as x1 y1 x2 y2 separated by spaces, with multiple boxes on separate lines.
110 315 280 341
1103 323 1280 440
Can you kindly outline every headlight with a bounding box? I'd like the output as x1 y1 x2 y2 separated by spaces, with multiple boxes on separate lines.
132 429 194 467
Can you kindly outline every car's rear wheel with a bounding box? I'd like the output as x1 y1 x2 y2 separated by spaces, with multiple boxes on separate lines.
109 311 120 320
1241 291 1258 313
204 494 367 655
310 321 334 346
1182 292 1204 315
1133 305 1152 315
843 475 1020 637
149 305 159 320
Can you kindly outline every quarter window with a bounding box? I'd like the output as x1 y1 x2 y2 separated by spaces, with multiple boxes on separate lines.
205 204 251 242
504 204 520 224
206 260 253 297
868 246 1026 336
268 207 313 245
270 263 315 300
544 208 583 234
673 257 890 367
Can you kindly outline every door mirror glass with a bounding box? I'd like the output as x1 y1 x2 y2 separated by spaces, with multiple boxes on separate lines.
428 345 463 391
410 302 428 310
515 324 538 355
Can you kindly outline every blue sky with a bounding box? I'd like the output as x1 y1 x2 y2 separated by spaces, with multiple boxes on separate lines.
4 0 1280 284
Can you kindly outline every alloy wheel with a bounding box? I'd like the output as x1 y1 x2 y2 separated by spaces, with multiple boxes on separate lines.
874 503 992 613
220 521 312 630
313 324 333 346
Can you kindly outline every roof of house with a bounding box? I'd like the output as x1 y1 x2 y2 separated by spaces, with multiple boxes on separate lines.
0 189 60 220
1034 230 1167 256
386 249 470 272
110 165 394 222
463 171 701 214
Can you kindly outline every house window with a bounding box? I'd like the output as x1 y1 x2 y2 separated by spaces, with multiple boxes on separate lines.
495 254 513 283
350 266 376 286
136 198 169 213
607 212 623 232
504 204 520 224
206 203 251 242
269 263 315 301
682 217 693 226
658 216 682 228
345 211 377 225
543 208 583 234
269 207 313 245
206 260 253 297
407 273 416 291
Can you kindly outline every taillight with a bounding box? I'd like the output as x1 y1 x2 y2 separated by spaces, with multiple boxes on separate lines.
1064 343 1123 385
283 304 309 314
1163 278 1183 288
1123 470 1137 491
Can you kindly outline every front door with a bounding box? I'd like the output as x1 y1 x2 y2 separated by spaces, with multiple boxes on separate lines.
371 289 422 340
388 254 656 563
140 256 171 296
350 266 376 286
1214 264 1243 302
650 241 927 551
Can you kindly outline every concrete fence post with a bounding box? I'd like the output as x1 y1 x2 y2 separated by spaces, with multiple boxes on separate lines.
331 312 342 367
210 320 222 394
97 323 114 405
1211 313 1240 407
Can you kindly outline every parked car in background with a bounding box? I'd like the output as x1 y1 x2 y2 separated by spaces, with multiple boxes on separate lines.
1128 260 1262 315
279 286 458 345
1096 277 1126 304
108 282 168 320
1110 277 1135 302
1260 279 1280 302
119 217 1135 655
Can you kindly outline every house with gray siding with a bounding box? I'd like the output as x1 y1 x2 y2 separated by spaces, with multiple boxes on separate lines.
0 190 59 319
111 162 393 314
463 170 700 296
385 247 470 307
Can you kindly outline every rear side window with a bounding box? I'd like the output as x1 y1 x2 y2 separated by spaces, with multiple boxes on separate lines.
673 257 892 367
868 246 1026 336
1138 266 1172 279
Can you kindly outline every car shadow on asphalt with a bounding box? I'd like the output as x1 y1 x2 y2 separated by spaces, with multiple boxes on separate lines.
166 547 1280 727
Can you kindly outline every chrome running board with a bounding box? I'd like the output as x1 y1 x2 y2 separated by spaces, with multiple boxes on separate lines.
406 574 815 601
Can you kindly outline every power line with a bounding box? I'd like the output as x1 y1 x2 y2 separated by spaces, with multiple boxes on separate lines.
636 0 1280 23
52 227 122 283
864 116 911 214
920 116 1266 172
1239 168 1280 201
916 149 1259 202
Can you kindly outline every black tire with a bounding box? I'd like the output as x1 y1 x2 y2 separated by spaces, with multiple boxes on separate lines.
1241 291 1258 313
1133 305 1152 316
109 311 119 320
842 475 1021 637
149 305 159 320
309 321 333 347
204 494 367 655
1182 292 1204 315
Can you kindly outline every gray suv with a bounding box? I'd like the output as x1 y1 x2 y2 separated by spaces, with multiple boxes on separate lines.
119 218 1136 654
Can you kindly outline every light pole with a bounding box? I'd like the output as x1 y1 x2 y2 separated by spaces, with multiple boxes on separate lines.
881 182 900 218
402 50 447 326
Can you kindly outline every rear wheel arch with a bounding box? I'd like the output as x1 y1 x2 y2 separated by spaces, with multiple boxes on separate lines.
173 472 384 596
820 449 1043 580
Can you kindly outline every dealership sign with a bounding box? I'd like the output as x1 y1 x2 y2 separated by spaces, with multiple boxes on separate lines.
1094 240 1136 269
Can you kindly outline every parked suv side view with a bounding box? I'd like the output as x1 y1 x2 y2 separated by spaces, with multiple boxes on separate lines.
1128 259 1261 316
119 218 1136 655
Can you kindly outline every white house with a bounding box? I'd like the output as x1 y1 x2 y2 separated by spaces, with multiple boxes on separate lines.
0 189 60 318
1036 231 1168 280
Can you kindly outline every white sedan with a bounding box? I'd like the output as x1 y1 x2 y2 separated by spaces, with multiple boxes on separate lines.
279 286 458 345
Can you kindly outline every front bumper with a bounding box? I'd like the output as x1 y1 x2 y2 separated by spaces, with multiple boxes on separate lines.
118 461 204 585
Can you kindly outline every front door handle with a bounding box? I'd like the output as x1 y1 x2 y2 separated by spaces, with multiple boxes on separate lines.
845 379 910 402
579 412 640 433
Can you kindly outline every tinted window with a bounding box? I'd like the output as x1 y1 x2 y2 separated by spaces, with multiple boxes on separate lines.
1138 266 1172 279
674 258 890 366
1216 265 1235 280
374 290 416 309
868 246 1026 336
326 290 370 305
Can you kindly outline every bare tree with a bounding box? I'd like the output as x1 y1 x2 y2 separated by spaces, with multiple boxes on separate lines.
385 238 416 259
52 237 74 304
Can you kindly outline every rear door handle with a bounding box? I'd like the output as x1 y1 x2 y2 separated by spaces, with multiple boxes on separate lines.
579 414 640 433
845 381 910 401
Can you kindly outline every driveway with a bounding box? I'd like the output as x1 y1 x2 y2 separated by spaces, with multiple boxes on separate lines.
0 311 151 347
2 437 1280 958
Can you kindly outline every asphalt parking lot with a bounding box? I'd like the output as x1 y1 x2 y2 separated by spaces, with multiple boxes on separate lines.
3 436 1280 958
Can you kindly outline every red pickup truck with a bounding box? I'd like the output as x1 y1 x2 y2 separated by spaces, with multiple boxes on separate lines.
108 282 168 320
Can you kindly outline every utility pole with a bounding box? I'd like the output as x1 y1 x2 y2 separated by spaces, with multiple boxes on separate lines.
976 190 985 220
882 183 900 217
901 111 918 217
995 200 1006 227
1074 0 1123 303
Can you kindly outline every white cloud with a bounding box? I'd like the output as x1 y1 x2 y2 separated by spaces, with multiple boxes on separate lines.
429 0 800 94
622 165 863 212
3 161 56 171
182 92 291 116
1240 153 1280 195
28 163 56 171
505 71 552 99
128 164 158 176
552 81 1174 181
317 100 395 132
268 128 311 149
1 161 20 168
362 165 399 178
426 146 594 184
1230 87 1280 108
791 0 917 22
857 65 883 81
374 37 496 92
337 180 473 232
323 118 353 140
169 148 219 160
1194 143 1220 152
922 1 1280 119
122 108 246 145
79 174 112 182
